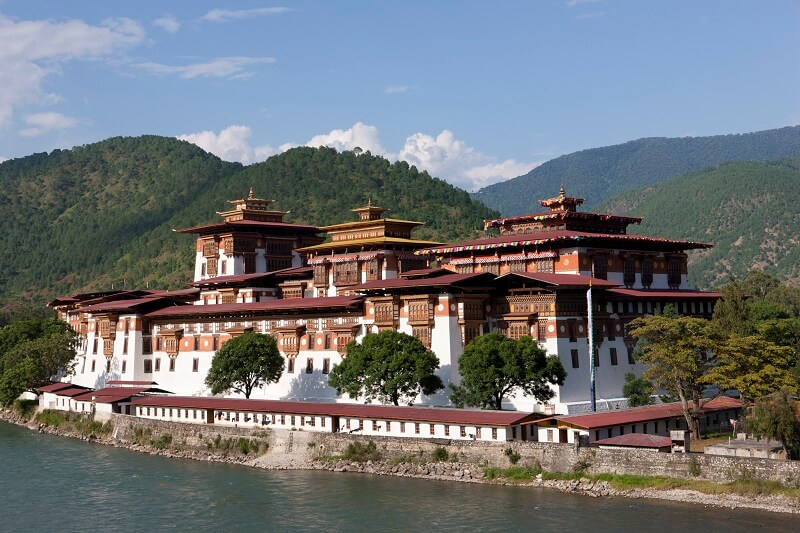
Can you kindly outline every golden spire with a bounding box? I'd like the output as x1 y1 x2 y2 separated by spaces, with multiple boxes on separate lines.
248 186 255 199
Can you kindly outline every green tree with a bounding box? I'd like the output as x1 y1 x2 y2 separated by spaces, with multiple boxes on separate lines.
746 389 800 460
629 312 717 439
622 372 654 407
327 331 444 406
0 332 78 405
703 334 797 401
450 333 566 410
712 281 755 336
205 332 283 399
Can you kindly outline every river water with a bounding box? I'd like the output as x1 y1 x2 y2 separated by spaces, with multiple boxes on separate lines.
0 421 795 532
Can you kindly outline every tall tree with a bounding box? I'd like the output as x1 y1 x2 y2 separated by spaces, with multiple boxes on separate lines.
205 332 283 399
746 389 800 460
629 312 717 439
0 330 78 405
703 334 797 401
327 331 444 406
712 280 755 336
450 333 566 410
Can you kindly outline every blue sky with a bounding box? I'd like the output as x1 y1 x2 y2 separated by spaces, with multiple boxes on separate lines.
1 0 798 191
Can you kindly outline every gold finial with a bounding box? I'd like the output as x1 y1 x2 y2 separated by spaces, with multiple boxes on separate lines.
248 186 254 199
367 198 372 208
559 185 566 197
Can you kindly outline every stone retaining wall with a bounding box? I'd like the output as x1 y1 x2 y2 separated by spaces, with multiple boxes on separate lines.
111 415 800 484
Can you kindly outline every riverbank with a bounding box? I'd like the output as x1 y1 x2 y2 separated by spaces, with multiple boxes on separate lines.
3 407 799 515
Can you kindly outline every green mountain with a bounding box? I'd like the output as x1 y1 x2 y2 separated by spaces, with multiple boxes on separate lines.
0 138 498 310
473 126 800 216
601 158 800 288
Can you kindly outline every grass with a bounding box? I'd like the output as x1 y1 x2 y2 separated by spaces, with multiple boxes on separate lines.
34 410 112 436
342 441 381 462
482 466 800 500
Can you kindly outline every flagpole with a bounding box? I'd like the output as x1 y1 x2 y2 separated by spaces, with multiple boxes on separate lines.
587 279 596 412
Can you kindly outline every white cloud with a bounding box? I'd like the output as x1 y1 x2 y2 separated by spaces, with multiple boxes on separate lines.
384 85 409 94
201 7 292 23
0 13 145 128
304 122 386 154
566 0 603 6
177 125 277 165
178 122 538 191
397 130 539 191
136 56 275 79
19 112 78 137
153 15 180 33
0 156 7 163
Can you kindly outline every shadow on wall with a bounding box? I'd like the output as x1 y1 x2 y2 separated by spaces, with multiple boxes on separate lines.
281 370 337 402
424 363 452 407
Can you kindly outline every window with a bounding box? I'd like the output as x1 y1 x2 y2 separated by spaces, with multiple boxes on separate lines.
93 338 98 354
192 358 199 372
106 360 111 373
668 259 682 288
609 348 618 366
169 358 176 372
444 425 449 436
322 358 330 374
429 424 435 436
385 421 391 432
122 338 128 355
568 319 577 342
594 351 600 367
491 428 498 440
121 360 127 373
324 334 332 350
306 358 314 374
627 346 636 365
571 349 579 369
623 256 636 287
400 422 406 432
641 258 653 288
592 255 608 280
287 357 295 373
144 359 152 373
313 264 328 286
607 320 616 341
511 427 517 439
155 358 161 372
291 416 296 426
460 426 467 438
220 260 227 275
414 423 420 434
142 338 152 354
372 420 378 431
412 326 431 348
321 417 326 428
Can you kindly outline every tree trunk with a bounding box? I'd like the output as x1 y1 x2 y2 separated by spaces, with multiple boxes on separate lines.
676 384 698 440
391 392 399 406
494 393 502 410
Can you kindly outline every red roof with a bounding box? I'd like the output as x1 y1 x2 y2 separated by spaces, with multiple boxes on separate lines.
497 272 619 288
146 295 363 318
78 296 167 313
353 272 495 291
606 288 723 299
593 433 674 448
106 380 159 386
485 210 642 228
131 396 540 427
55 386 95 398
37 382 76 393
36 382 90 393
175 220 320 234
420 230 713 255
555 397 741 430
189 267 312 287
72 386 171 404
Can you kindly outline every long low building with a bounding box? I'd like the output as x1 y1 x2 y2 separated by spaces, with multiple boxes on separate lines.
532 396 742 444
131 395 541 442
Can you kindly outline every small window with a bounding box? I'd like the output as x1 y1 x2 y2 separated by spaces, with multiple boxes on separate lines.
287 357 295 373
415 423 420 435
322 358 330 374
169 358 176 372
306 358 314 374
609 348 618 366
571 349 579 369
121 360 127 373
400 422 406 432
444 425 450 436
106 360 111 373
192 358 199 372
122 338 128 355
491 428 497 440
627 347 636 365
372 420 378 431
91 360 96 372
155 358 161 372
144 360 152 373
460 426 466 438
429 424 435 435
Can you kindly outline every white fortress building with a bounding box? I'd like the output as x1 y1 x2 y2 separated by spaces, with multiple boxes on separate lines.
51 188 720 414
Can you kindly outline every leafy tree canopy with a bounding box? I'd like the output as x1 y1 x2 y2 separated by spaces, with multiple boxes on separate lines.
746 389 800 460
450 333 565 410
205 332 283 399
622 372 654 407
628 311 718 439
327 331 444 406
0 317 78 405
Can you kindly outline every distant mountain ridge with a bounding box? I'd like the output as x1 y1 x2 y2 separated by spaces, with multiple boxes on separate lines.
473 125 800 216
0 138 497 311
601 158 800 288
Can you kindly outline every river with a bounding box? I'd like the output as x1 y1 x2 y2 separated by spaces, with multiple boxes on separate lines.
0 421 795 532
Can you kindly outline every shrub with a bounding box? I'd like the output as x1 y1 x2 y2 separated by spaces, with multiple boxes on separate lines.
237 437 251 455
13 399 37 419
449 452 460 463
343 440 381 462
432 447 448 462
35 410 67 427
153 433 172 450
504 447 521 465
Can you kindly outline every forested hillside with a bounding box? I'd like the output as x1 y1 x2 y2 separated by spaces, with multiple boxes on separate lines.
473 126 800 216
0 138 497 310
602 158 800 288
